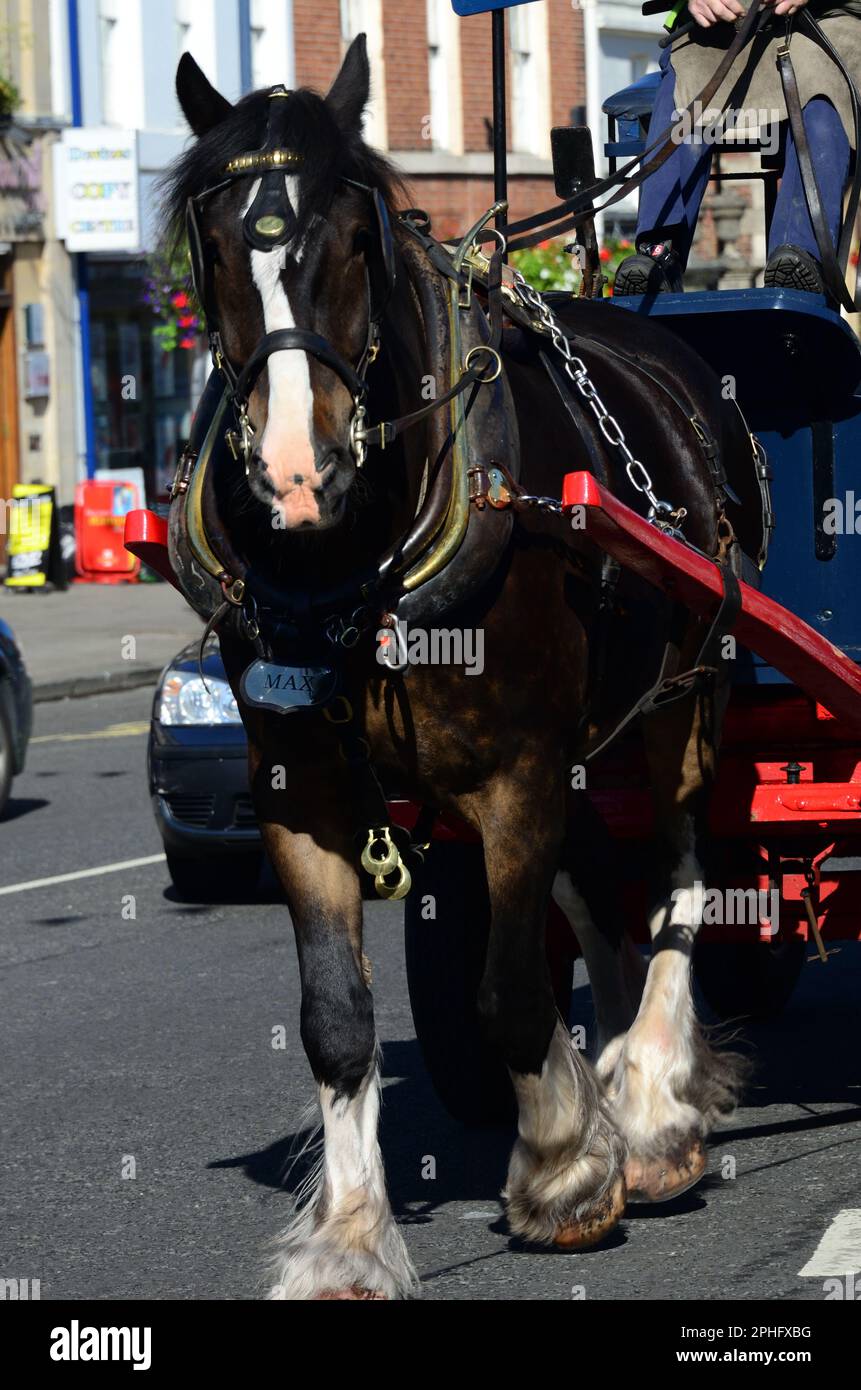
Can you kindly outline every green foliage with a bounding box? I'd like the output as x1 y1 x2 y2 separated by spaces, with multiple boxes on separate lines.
510 234 636 295
510 241 580 293
0 74 20 118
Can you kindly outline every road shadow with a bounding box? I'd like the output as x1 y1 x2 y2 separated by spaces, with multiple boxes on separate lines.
1 797 50 824
209 946 860 1224
209 1033 513 1216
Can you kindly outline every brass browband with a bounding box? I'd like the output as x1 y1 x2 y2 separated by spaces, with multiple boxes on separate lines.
224 149 303 175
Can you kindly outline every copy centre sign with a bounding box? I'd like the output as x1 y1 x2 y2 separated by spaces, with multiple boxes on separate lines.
57 128 140 253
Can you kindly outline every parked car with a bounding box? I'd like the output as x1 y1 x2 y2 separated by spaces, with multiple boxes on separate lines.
148 638 263 900
0 616 33 820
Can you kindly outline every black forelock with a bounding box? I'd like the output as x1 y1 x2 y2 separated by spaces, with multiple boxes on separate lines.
159 85 404 251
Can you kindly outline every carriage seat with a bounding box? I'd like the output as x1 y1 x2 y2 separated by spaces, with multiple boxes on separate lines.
603 72 662 161
602 70 784 163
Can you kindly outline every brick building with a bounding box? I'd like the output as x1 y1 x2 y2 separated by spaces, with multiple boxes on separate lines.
293 0 587 238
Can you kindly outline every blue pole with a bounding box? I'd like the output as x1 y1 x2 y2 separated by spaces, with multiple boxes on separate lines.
239 0 253 95
67 0 98 479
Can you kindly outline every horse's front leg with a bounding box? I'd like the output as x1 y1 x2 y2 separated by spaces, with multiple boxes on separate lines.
474 769 627 1248
598 695 747 1203
252 751 417 1301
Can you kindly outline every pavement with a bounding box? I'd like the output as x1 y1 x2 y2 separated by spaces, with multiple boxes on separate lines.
0 581 201 703
1 687 859 1301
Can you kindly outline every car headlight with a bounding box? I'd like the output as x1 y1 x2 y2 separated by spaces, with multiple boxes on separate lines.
158 670 242 726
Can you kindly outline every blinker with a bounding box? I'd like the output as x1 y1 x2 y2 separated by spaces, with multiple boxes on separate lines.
243 85 300 253
255 214 288 239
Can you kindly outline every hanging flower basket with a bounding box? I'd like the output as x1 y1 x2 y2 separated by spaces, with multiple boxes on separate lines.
142 244 203 353
0 75 20 120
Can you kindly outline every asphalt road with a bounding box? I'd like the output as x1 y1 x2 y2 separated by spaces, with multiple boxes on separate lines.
1 689 859 1302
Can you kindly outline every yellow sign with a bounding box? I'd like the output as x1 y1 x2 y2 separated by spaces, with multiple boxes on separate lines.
5 484 55 589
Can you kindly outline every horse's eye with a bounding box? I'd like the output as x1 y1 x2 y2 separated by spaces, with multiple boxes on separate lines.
353 227 372 257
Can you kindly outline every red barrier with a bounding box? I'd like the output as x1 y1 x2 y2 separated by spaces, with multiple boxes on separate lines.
561 471 861 732
123 510 181 590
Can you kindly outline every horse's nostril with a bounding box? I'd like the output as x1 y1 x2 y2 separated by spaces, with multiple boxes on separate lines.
292 474 306 486
249 455 275 496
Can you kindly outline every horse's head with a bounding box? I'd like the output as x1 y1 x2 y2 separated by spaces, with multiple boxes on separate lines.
169 38 399 532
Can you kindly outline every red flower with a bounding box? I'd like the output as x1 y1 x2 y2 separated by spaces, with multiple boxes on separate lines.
180 336 197 350
599 247 611 263
178 315 197 329
172 291 190 310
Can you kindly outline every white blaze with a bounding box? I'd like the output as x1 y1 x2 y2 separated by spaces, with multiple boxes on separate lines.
245 178 321 525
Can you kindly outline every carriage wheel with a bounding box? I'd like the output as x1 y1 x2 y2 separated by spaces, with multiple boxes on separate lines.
403 841 578 1127
694 938 807 1021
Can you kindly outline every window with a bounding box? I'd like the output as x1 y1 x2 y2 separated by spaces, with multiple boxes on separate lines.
338 0 386 149
175 1 222 121
99 3 121 126
340 0 365 48
250 0 267 88
246 0 294 91
176 4 191 64
427 0 451 151
509 3 549 157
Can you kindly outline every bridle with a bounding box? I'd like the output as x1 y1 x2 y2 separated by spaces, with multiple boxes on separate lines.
185 84 398 472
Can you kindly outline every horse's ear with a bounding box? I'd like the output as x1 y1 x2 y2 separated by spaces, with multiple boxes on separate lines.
176 53 234 137
326 34 371 130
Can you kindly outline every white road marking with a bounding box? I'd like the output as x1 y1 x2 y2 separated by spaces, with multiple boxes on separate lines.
0 855 165 898
798 1210 861 1277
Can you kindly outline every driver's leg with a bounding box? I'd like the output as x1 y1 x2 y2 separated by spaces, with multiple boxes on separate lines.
615 48 713 295
764 97 850 294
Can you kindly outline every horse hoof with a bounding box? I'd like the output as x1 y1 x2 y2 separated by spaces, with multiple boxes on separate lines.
624 1139 707 1203
553 1173 627 1249
315 1287 389 1300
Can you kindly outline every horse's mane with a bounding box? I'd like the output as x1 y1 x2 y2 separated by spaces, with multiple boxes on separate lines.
159 85 405 250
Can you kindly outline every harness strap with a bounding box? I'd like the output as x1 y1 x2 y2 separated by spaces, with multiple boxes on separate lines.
583 556 742 765
800 9 861 281
358 241 506 452
776 14 861 313
544 310 735 507
233 328 368 405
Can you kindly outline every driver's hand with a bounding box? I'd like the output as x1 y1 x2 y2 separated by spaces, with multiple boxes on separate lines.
688 0 746 26
764 0 809 15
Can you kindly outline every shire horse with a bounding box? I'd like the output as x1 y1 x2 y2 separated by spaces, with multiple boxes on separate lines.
166 38 763 1300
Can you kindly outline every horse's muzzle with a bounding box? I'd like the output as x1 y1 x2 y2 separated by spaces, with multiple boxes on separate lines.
251 447 355 530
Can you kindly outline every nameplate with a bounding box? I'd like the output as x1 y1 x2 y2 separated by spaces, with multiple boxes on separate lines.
239 660 338 714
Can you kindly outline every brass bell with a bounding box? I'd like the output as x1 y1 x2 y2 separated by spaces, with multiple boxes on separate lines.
361 828 400 879
375 862 412 902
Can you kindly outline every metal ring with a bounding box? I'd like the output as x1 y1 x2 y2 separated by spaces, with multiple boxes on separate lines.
464 345 503 384
323 697 354 725
477 227 508 256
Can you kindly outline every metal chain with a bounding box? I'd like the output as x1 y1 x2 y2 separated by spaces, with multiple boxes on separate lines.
507 267 682 525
